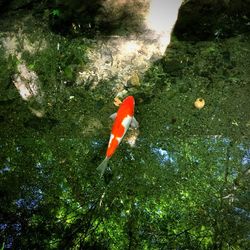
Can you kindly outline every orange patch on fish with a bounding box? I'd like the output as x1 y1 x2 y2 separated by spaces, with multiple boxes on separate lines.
97 96 139 176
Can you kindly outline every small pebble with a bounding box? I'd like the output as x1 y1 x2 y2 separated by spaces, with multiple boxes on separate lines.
194 98 205 109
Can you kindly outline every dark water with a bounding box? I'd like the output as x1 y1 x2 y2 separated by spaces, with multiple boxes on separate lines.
0 2 250 249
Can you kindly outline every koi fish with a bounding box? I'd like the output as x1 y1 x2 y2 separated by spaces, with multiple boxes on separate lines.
97 96 139 176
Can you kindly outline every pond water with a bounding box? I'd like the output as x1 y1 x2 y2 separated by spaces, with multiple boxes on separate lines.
0 2 250 249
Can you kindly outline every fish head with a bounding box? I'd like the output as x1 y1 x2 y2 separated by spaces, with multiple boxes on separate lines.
120 96 135 116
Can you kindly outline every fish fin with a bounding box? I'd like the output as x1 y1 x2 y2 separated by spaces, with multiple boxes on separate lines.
109 112 117 120
131 117 139 129
97 157 109 177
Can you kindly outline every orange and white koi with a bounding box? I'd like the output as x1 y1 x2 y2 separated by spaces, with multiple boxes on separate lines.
97 96 139 176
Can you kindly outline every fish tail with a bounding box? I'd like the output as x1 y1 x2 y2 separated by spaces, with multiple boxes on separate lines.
97 157 109 177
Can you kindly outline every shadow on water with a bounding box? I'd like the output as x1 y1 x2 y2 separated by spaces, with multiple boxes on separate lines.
0 1 250 249
48 0 146 38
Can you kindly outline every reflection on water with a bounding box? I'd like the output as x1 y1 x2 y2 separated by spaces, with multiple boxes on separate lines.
240 148 250 166
15 187 43 210
0 134 249 248
234 207 250 219
151 146 175 165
